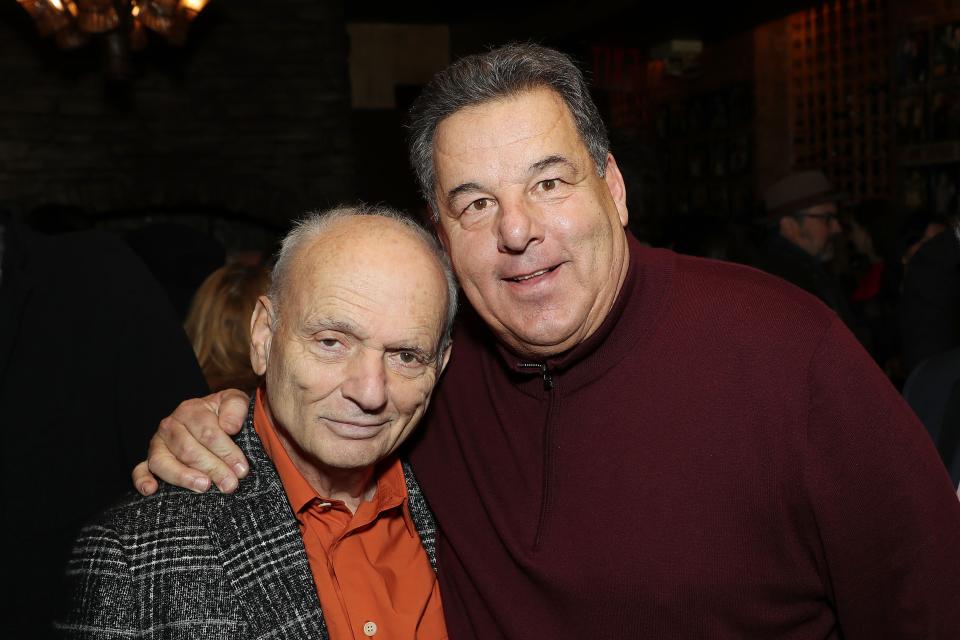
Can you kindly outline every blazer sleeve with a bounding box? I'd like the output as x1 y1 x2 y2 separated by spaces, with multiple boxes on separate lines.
56 521 137 639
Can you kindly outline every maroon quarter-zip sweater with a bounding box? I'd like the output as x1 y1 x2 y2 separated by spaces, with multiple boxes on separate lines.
408 233 960 639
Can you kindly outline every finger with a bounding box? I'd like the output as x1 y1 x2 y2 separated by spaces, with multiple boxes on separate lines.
147 431 215 493
213 389 250 436
154 416 239 493
214 390 252 477
132 460 158 496
166 395 250 482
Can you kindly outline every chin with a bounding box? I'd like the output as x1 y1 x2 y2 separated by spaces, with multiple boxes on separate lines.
321 442 387 470
526 314 585 346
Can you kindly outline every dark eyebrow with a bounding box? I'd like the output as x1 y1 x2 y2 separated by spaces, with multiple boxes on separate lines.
529 155 577 175
446 181 485 204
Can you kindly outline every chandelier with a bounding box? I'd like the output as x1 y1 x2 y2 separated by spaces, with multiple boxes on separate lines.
16 0 211 51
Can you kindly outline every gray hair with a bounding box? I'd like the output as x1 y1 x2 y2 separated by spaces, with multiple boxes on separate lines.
407 42 610 220
268 204 459 360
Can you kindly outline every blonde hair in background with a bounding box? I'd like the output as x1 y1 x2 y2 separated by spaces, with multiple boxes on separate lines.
184 262 271 393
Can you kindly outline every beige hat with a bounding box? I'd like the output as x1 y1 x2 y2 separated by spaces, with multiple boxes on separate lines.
764 170 841 218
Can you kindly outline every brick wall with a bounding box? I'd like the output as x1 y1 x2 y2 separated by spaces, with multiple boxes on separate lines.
0 0 353 225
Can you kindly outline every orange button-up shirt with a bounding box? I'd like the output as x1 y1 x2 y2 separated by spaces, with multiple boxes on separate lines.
253 389 447 640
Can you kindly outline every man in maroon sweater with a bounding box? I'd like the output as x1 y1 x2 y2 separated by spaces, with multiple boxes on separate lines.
134 44 960 638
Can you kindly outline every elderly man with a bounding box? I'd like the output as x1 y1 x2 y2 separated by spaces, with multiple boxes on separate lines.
59 206 456 639
135 45 960 638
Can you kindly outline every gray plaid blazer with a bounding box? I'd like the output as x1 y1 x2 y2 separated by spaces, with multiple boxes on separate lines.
57 402 438 639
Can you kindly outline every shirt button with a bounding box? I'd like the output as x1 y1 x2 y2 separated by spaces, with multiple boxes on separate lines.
363 621 378 637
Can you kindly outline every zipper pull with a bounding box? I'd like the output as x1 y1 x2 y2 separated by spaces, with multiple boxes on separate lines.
518 362 553 391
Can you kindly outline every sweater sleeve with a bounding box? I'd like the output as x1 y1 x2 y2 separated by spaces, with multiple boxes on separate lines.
56 521 137 639
803 316 960 639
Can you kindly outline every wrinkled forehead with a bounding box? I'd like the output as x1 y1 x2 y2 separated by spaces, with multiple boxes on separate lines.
434 88 577 149
286 219 448 334
432 89 585 189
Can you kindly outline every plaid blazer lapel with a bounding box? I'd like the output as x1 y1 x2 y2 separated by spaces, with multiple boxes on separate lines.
402 461 438 572
208 403 331 640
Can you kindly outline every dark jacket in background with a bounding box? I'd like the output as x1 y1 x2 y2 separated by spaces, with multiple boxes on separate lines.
900 228 960 371
0 219 208 639
757 235 856 323
904 346 960 485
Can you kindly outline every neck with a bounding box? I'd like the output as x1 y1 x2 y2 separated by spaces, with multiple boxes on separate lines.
264 402 377 514
296 461 377 514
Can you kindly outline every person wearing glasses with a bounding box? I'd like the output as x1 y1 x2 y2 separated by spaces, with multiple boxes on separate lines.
760 170 856 327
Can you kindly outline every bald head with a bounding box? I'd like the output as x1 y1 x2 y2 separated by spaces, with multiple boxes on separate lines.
267 205 458 357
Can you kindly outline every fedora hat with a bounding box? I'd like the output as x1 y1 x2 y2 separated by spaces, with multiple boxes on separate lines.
764 170 841 218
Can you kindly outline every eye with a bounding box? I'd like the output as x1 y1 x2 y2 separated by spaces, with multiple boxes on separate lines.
388 349 431 377
462 198 493 215
539 178 558 191
312 334 350 361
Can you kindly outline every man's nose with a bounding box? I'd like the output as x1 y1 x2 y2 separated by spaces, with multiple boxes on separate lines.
340 349 388 412
497 198 544 254
830 218 843 234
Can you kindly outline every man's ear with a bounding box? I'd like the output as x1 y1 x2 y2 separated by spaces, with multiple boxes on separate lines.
250 295 275 376
604 153 629 227
432 208 451 253
779 215 800 242
438 343 452 376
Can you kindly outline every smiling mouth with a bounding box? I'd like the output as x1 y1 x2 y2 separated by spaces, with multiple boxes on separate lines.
324 418 387 429
320 419 389 441
507 265 558 282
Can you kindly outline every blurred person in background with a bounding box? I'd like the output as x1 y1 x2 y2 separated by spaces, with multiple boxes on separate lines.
0 209 208 639
185 262 271 394
833 200 901 370
759 170 855 327
900 214 959 372
904 345 960 487
124 221 226 320
901 214 960 488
